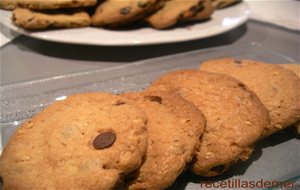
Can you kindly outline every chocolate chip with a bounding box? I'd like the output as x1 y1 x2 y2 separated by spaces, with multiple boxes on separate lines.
190 4 204 13
120 7 131 15
145 96 162 104
93 131 116 150
211 165 226 173
138 1 149 8
0 176 3 185
190 0 205 13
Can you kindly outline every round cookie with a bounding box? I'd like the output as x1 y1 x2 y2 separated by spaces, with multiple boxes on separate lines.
122 91 206 189
0 93 148 190
92 0 160 27
12 8 91 29
17 0 97 9
180 0 214 23
200 58 300 137
147 0 214 29
146 70 270 176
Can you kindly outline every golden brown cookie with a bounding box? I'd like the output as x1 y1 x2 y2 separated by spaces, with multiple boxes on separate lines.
12 8 91 29
92 0 160 27
0 0 19 10
278 64 300 78
122 91 206 189
147 0 214 29
181 0 214 23
200 58 300 137
0 93 148 190
211 0 241 9
147 70 270 176
278 63 300 133
17 0 97 9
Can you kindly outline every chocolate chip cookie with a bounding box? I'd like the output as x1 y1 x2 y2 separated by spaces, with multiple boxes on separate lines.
122 91 206 189
0 93 148 189
147 0 214 29
92 0 160 27
12 8 91 29
200 58 300 137
180 0 214 23
146 70 270 176
0 0 19 10
16 0 97 9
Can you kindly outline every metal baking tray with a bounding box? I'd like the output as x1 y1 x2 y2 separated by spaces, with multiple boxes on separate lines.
0 23 299 190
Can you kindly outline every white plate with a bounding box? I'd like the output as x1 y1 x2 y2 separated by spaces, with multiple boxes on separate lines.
0 2 250 46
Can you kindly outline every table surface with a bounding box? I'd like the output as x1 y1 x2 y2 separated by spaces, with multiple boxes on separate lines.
1 20 299 86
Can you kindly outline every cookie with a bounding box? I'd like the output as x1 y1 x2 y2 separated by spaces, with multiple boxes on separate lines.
122 91 206 189
211 0 241 9
12 8 91 29
278 64 300 78
200 58 300 137
180 0 214 23
147 0 214 29
0 0 19 10
17 0 97 9
92 0 160 27
278 64 300 133
146 70 270 176
0 93 148 189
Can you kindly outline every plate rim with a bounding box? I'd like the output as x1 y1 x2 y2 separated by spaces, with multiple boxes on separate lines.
0 2 250 46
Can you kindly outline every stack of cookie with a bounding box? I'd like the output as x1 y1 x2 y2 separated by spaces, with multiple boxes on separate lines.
0 0 241 30
0 59 299 189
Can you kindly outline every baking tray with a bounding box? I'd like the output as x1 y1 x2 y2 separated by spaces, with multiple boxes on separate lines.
0 26 299 190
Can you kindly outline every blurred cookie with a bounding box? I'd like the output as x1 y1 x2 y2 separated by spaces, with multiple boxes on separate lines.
0 0 19 10
123 91 206 189
181 0 214 23
147 70 269 176
147 0 214 29
200 58 300 137
12 8 91 29
17 0 97 9
211 0 241 9
92 0 160 27
0 93 148 189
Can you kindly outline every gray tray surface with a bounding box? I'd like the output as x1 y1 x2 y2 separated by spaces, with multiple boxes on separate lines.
0 22 299 190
